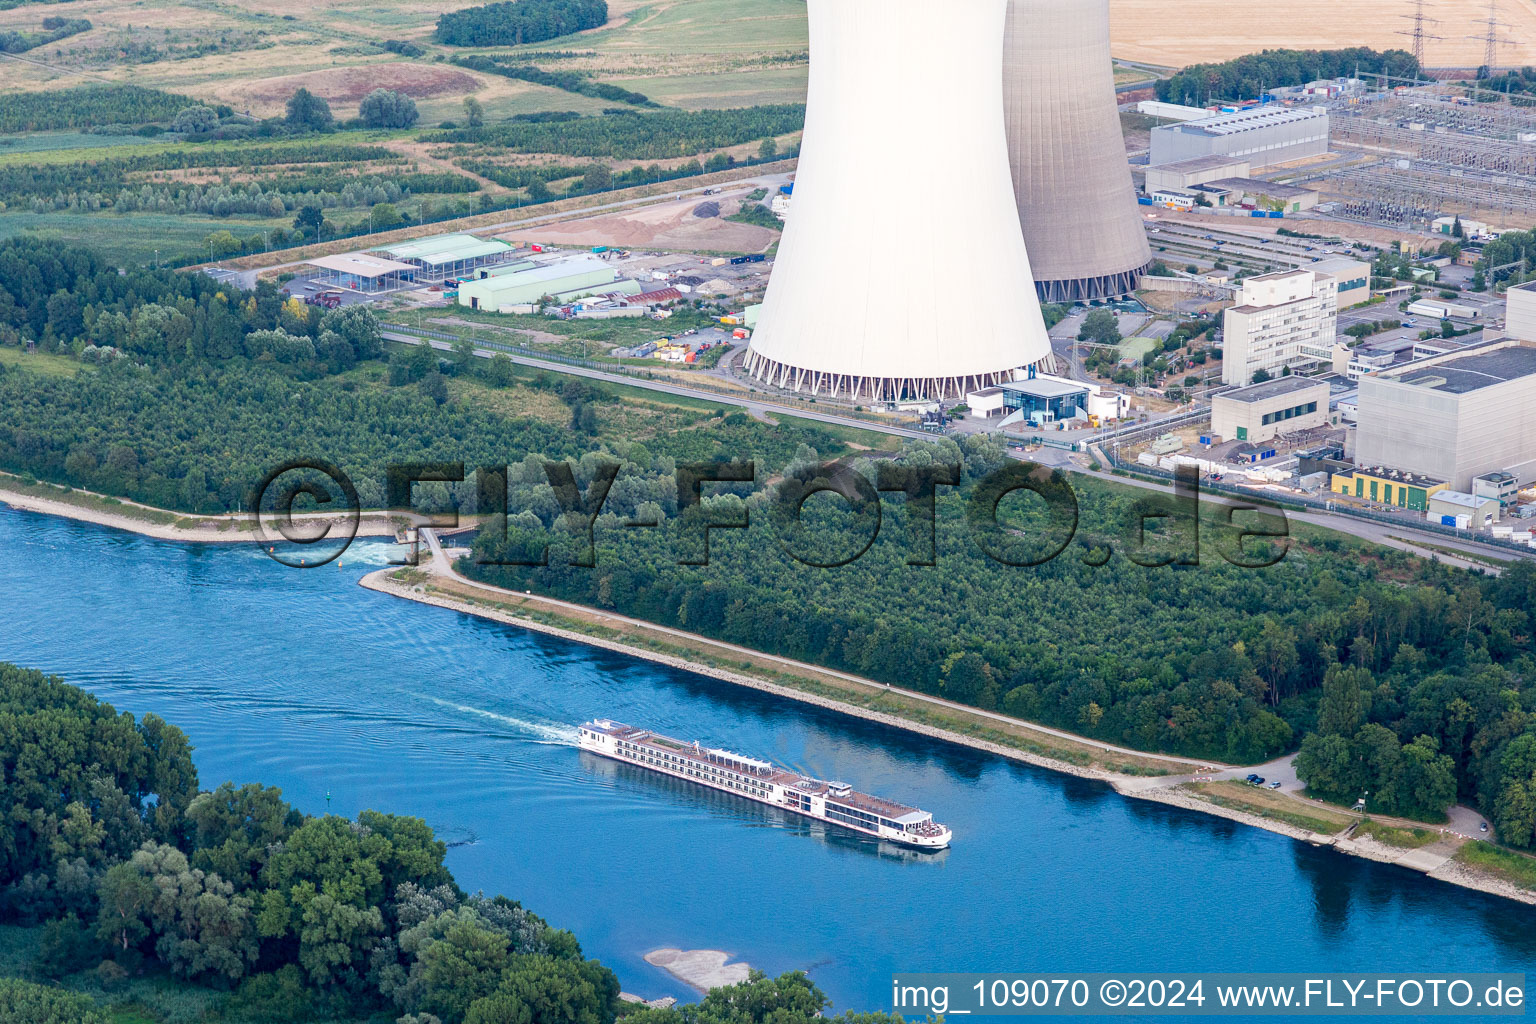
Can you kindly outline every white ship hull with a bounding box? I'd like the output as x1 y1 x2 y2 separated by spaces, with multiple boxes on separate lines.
578 720 952 850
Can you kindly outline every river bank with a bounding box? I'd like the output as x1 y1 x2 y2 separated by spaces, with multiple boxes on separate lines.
0 479 400 545
360 566 1536 910
6 479 1533 910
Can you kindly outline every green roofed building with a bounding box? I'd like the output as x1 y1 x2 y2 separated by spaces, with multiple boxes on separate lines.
457 256 621 312
371 232 517 284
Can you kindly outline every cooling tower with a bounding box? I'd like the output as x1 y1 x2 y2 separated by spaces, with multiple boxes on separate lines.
1003 0 1152 303
743 0 1053 405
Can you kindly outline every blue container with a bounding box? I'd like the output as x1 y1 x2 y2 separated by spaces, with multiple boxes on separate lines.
1268 211 1284 219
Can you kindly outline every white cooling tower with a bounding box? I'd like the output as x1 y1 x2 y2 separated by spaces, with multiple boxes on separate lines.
1003 0 1152 303
744 0 1053 405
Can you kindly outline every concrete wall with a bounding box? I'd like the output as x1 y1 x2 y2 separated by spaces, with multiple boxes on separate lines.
1356 368 1536 490
1003 0 1150 301
1506 282 1536 341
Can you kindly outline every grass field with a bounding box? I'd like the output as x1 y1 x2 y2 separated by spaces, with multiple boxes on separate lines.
1455 842 1536 891
0 347 84 378
1187 781 1357 835
0 210 291 265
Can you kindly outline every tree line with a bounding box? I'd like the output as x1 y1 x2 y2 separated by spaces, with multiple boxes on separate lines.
0 82 197 133
456 442 1536 836
452 55 657 108
436 0 608 47
0 663 901 1024
427 104 805 160
1156 47 1420 105
0 15 90 53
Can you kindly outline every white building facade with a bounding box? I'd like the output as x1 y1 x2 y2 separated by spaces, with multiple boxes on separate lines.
1221 269 1339 385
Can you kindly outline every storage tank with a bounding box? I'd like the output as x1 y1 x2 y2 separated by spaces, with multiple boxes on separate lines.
744 0 1053 404
1003 0 1152 303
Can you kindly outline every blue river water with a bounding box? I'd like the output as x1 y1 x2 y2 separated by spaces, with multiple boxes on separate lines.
1 504 1532 1014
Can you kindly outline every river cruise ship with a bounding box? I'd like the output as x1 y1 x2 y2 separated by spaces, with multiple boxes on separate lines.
578 719 952 849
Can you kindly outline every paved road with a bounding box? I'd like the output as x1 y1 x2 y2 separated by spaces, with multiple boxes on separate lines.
196 170 795 279
385 331 936 440
394 325 1531 573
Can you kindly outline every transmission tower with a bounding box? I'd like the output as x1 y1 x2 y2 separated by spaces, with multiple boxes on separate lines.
1471 0 1504 71
1396 0 1442 66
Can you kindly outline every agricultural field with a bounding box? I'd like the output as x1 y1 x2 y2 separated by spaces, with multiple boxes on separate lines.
9 0 1536 270
1107 0 1536 68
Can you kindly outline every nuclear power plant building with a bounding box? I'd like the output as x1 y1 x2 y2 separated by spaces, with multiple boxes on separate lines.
743 0 1053 404
1002 0 1152 303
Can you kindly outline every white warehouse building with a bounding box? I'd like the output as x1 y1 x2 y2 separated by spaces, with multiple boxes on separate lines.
744 0 1052 404
1150 106 1330 170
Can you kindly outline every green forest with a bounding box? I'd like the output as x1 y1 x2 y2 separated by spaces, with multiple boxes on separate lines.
436 0 608 47
0 662 904 1024
7 240 1536 848
1156 47 1420 105
462 451 1536 836
0 83 198 133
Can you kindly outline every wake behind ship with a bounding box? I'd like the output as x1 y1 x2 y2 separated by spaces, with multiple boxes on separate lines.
579 719 952 849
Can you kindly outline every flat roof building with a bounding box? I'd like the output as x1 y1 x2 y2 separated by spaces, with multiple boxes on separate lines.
1150 106 1329 170
1144 156 1252 193
1310 256 1372 309
305 253 413 293
1199 177 1321 212
1355 339 1536 490
1222 269 1339 385
372 232 517 284
1211 376 1329 444
1330 466 1448 512
456 256 618 312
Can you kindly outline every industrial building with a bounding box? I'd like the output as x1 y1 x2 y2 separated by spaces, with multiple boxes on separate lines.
1310 257 1372 308
991 371 1127 426
1136 100 1213 122
1329 467 1447 512
1474 470 1521 506
372 233 517 284
1354 339 1536 490
1150 106 1330 170
1197 178 1321 213
1221 269 1339 385
1210 377 1329 444
1002 0 1151 302
456 256 619 312
304 253 413 293
1427 490 1500 528
745 0 1052 404
1143 156 1251 193
1507 281 1536 341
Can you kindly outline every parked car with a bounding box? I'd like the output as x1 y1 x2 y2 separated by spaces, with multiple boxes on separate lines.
1269 781 1282 789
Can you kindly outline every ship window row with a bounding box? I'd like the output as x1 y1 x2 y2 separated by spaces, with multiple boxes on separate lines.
620 744 769 797
826 801 881 826
824 807 877 830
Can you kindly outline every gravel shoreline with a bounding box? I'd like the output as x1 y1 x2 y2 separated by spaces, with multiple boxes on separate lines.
0 486 397 544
